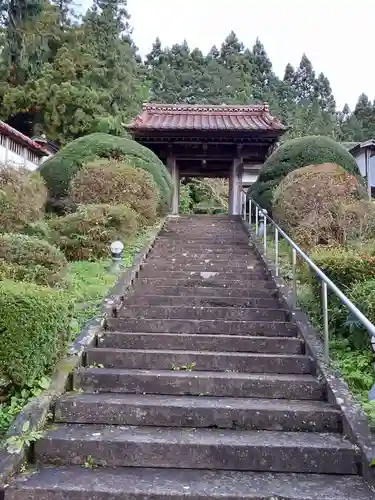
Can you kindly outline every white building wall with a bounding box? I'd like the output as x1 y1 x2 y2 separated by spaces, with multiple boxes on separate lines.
353 150 375 187
0 137 42 171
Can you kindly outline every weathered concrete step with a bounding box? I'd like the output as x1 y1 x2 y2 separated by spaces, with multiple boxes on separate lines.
138 269 268 280
153 242 251 250
55 393 340 432
123 295 281 309
119 305 288 322
129 285 279 299
149 250 257 259
75 368 324 400
34 424 358 474
6 467 374 500
98 332 303 353
98 331 304 354
143 260 264 270
85 348 312 374
135 278 275 289
156 235 249 241
106 318 297 336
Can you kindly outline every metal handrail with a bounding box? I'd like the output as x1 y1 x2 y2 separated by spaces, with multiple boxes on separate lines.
241 190 375 373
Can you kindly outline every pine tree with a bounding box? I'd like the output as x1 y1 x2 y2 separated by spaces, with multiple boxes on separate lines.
292 53 318 104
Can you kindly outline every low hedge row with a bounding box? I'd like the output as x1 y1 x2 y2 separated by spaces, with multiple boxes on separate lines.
0 279 74 387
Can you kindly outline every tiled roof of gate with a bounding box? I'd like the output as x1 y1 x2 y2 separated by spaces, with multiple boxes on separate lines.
126 103 287 132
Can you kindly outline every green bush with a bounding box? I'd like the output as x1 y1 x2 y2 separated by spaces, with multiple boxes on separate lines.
0 165 47 232
0 233 67 286
306 246 375 292
249 135 361 213
0 279 74 387
50 203 139 261
69 159 159 225
39 133 172 213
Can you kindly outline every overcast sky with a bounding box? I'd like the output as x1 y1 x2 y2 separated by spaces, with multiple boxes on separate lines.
119 1 375 110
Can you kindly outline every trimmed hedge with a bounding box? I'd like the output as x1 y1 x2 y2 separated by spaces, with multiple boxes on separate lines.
69 159 159 225
0 279 74 387
50 203 139 261
39 133 172 213
272 163 368 248
0 233 67 286
249 135 361 213
0 165 47 232
306 246 375 292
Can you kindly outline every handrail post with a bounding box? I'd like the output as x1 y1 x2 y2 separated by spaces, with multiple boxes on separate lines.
248 198 252 226
322 281 329 364
255 205 259 235
292 247 297 307
263 210 267 254
275 227 279 277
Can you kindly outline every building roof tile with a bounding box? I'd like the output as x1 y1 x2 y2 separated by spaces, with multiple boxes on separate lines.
127 103 287 133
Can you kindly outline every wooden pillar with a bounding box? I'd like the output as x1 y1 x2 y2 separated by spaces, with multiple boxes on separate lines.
167 156 180 215
228 158 242 215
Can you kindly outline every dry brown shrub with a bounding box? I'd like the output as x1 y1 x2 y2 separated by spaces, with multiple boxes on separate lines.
272 163 368 248
69 158 159 225
0 164 47 232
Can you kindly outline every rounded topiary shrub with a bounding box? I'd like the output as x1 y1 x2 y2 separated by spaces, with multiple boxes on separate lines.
69 159 159 225
0 279 74 387
39 133 172 214
0 165 47 232
272 163 367 248
249 135 361 213
0 233 67 286
50 203 139 261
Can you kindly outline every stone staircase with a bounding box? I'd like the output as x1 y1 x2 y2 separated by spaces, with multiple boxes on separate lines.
6 216 375 499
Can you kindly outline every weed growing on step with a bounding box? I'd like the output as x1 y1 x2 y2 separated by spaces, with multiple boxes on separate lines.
83 455 97 469
4 421 44 454
170 362 197 371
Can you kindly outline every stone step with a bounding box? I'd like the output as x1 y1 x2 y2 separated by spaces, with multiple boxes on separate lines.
143 260 264 270
149 250 257 260
106 318 297 336
98 332 304 354
119 305 288 322
6 467 374 500
85 348 312 374
55 394 340 432
138 269 268 280
153 243 251 251
74 368 324 400
123 295 281 309
128 285 279 299
33 424 358 474
156 236 249 243
135 278 275 289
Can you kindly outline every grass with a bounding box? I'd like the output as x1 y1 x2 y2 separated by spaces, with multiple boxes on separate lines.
66 232 150 331
0 226 157 439
254 226 375 418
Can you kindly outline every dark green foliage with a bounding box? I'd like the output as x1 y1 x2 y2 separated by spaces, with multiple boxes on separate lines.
0 233 67 286
307 246 375 291
50 203 139 261
249 136 361 213
39 133 172 213
0 279 74 387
